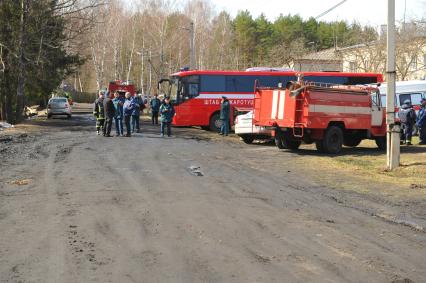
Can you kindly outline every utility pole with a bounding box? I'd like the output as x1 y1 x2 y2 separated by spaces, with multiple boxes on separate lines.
386 0 400 170
189 21 196 70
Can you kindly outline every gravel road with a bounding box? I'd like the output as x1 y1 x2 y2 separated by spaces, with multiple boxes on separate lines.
0 114 425 283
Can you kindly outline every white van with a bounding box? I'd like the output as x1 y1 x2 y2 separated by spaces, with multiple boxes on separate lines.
379 80 426 135
379 80 426 112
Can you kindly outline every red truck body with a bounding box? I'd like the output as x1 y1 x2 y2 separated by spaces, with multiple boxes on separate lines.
253 82 387 153
108 81 136 97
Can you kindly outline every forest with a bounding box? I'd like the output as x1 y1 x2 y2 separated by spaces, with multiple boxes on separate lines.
0 0 386 123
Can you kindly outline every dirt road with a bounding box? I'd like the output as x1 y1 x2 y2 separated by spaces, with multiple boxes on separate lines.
1 114 425 283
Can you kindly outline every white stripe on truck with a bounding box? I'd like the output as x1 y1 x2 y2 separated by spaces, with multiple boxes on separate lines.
278 90 285 119
271 90 279 119
308 105 371 115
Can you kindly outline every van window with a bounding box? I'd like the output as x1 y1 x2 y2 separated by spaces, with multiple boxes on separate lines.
399 93 411 106
410 93 423 105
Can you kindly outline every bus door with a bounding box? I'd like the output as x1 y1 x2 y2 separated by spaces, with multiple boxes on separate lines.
176 75 200 125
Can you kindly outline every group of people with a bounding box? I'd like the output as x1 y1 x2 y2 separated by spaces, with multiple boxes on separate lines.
399 98 426 145
93 91 175 137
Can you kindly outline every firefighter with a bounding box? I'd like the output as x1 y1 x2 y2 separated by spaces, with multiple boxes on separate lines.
150 93 161 125
123 92 134 137
103 91 115 137
219 96 230 136
159 96 175 137
93 91 105 135
417 98 426 145
399 99 416 145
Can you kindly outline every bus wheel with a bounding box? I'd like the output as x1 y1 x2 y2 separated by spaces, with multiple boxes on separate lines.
209 112 221 132
375 136 386 150
322 126 343 154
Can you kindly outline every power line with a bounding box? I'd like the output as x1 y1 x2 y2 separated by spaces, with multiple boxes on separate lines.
315 0 348 20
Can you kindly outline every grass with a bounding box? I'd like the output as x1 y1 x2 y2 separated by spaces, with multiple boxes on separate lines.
291 136 426 199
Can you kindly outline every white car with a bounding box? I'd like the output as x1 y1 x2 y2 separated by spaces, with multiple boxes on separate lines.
47 97 72 119
234 111 271 144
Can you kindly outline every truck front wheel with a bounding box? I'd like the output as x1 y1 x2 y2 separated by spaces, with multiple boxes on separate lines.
322 126 343 154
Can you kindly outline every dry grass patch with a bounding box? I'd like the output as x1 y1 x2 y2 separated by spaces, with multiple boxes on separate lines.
292 137 426 199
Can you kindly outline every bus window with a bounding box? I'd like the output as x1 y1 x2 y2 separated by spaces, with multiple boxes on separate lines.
347 76 377 85
181 75 199 101
257 76 294 88
226 76 255 92
305 76 378 85
306 76 346 85
200 75 226 92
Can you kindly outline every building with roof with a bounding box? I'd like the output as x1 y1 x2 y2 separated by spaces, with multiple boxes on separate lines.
291 48 343 72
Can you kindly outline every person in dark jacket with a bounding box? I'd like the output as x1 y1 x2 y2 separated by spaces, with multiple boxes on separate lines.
103 92 115 137
131 94 143 133
123 92 134 137
159 97 175 137
399 99 416 145
150 93 161 125
112 92 124 136
219 96 231 136
417 98 426 145
93 91 105 135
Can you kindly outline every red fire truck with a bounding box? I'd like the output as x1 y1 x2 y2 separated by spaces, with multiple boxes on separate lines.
108 80 136 97
158 70 383 132
253 80 387 154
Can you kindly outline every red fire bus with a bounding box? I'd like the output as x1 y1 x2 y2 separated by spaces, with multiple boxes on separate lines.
158 70 383 131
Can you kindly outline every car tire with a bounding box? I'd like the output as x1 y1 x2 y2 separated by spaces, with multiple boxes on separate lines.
375 136 386 150
241 136 254 144
322 126 343 154
209 112 221 132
